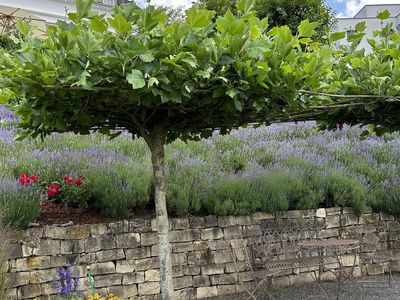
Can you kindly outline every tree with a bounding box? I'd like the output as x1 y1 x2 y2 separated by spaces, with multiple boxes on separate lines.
199 0 335 41
0 0 399 298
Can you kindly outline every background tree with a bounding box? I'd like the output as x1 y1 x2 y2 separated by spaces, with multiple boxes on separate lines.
0 0 399 298
199 0 335 41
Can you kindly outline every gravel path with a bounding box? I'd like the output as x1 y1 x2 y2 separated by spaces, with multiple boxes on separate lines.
209 275 400 299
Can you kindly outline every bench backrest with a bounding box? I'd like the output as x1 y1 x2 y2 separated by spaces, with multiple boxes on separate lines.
246 218 323 269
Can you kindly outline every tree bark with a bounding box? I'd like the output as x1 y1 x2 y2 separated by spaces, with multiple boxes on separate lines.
146 127 174 300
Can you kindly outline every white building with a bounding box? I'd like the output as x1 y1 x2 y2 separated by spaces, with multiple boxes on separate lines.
336 4 400 51
0 0 116 33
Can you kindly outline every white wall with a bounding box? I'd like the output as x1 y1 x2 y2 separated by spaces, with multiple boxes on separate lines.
0 0 114 24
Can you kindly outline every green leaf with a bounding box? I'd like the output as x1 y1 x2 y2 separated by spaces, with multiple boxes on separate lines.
236 0 255 14
139 53 155 62
186 6 215 28
226 89 237 98
377 10 390 20
249 25 262 40
75 0 95 21
72 70 91 88
88 17 108 33
108 14 131 35
15 20 30 36
181 58 198 68
0 93 8 104
148 77 159 87
127 70 145 89
233 98 242 111
329 31 346 42
196 69 211 79
298 19 318 38
355 21 366 32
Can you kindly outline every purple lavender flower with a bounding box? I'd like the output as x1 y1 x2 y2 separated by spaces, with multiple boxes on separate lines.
53 265 81 297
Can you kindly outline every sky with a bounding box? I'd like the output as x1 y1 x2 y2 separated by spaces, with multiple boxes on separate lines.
137 0 400 18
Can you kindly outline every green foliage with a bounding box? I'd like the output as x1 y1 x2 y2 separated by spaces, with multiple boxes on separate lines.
370 185 400 215
0 184 40 228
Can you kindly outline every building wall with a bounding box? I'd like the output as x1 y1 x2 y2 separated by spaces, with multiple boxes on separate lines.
5 207 400 300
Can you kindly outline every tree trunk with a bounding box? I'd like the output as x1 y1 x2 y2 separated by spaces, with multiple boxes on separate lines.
146 127 174 300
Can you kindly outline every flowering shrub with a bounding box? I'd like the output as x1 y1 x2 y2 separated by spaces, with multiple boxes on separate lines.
53 265 81 299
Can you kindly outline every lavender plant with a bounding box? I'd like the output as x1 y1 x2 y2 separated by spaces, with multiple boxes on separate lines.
53 265 81 299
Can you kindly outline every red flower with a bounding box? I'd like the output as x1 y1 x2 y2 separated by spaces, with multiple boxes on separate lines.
76 179 82 186
28 175 38 182
49 183 60 193
47 188 57 197
67 177 75 185
63 175 69 181
19 173 27 185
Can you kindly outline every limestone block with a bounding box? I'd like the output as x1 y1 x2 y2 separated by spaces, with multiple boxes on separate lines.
127 219 152 233
66 226 90 240
170 230 200 243
251 212 274 223
171 253 187 266
325 207 341 216
177 288 196 300
204 215 218 227
108 221 125 234
96 249 125 262
207 240 229 250
289 272 314 286
366 263 384 276
317 228 339 239
116 233 141 248
183 265 201 276
201 264 225 275
223 226 243 238
29 268 57 283
138 281 160 295
272 275 290 287
189 217 206 229
43 226 67 239
61 240 85 254
123 272 145 285
214 249 233 264
196 286 218 298
17 284 41 299
141 232 158 246
201 228 224 240
173 276 193 289
116 260 136 273
85 236 102 252
16 256 50 271
173 242 194 253
173 265 184 277
125 247 152 260
326 216 340 229
93 274 122 288
5 287 17 300
6 272 30 288
90 262 116 275
210 273 237 285
286 210 302 218
90 223 108 236
315 208 326 218
193 241 210 251
32 239 61 256
217 284 236 296
380 213 395 221
109 285 138 299
387 221 400 232
193 275 210 287
187 250 215 265
80 253 96 264
171 218 189 230
135 258 160 271
145 269 160 282
50 255 78 268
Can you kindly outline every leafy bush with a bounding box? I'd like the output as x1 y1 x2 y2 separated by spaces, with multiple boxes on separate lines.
370 185 400 215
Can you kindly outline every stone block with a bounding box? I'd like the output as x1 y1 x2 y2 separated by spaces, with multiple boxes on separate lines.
183 265 201 276
126 247 152 259
108 221 125 234
360 214 380 224
340 254 359 267
138 281 160 295
85 236 102 252
145 269 160 282
223 225 243 238
326 207 341 216
80 253 96 264
116 233 141 248
207 240 229 250
7 272 30 288
214 249 233 264
116 260 136 273
193 241 210 251
90 223 108 236
99 235 117 250
171 218 189 230
315 208 326 218
218 216 245 227
17 284 41 299
272 275 290 287
50 255 79 268
97 249 125 262
127 219 152 233
136 258 160 271
318 228 339 239
61 240 85 254
286 210 302 218
141 232 158 246
22 244 33 257
173 265 184 277
187 250 215 265
189 217 205 228
380 213 395 221
326 216 340 229
204 215 218 227
90 262 115 275
5 287 17 300
289 272 314 286
66 225 91 240
217 284 236 295
43 226 67 239
388 221 400 231
193 275 210 287
173 275 193 289
171 253 187 266
210 273 237 285
201 228 224 240
170 230 200 243
109 284 138 299
16 256 50 271
177 288 196 300
252 212 274 223
93 274 122 288
366 263 384 276
32 239 61 256
123 272 145 285
196 286 218 298
29 268 58 283
173 242 194 253
201 264 225 275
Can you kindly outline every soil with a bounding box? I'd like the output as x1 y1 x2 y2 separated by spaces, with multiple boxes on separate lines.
35 206 155 227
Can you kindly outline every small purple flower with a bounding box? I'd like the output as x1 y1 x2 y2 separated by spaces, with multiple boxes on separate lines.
53 265 80 297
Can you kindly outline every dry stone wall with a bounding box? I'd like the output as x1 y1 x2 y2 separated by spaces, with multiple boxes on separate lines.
5 207 400 300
